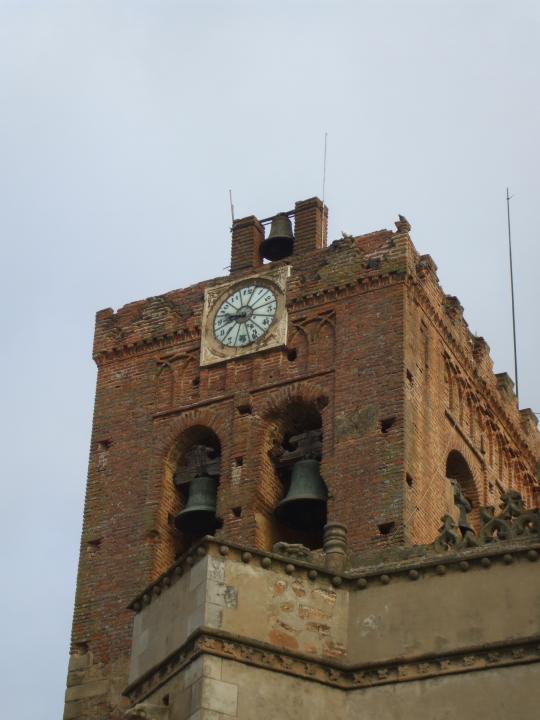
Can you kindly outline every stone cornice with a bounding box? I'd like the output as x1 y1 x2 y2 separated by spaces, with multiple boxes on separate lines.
124 626 540 705
127 536 540 615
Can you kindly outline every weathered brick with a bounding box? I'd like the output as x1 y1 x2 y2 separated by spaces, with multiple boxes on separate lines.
65 198 539 719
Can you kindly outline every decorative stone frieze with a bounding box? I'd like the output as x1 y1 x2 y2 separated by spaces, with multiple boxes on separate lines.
124 628 540 707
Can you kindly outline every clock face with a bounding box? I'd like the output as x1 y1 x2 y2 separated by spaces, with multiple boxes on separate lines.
213 285 277 347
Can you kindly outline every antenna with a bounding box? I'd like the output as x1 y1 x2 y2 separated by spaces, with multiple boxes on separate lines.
322 131 328 205
506 188 519 403
229 189 235 224
321 131 328 242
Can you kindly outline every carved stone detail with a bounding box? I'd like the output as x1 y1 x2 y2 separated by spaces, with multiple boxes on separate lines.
434 491 540 551
124 628 540 706
125 703 169 719
272 542 314 560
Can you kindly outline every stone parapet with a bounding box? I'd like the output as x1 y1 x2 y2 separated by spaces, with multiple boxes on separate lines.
124 535 540 718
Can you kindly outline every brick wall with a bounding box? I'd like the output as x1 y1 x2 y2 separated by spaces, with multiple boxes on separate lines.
65 199 539 719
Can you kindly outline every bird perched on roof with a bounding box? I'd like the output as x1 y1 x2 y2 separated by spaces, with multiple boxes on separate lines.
395 214 411 233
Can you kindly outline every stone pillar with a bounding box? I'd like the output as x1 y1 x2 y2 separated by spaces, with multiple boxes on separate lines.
323 522 347 574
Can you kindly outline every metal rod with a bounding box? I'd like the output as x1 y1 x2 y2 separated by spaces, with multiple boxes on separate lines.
229 189 235 223
258 209 296 224
322 132 328 244
506 187 519 402
322 131 328 206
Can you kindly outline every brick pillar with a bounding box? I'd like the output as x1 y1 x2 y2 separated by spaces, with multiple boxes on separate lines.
293 197 328 257
230 216 264 273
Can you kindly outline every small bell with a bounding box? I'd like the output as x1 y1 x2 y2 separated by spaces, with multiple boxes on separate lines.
260 213 294 261
276 458 327 531
175 474 218 534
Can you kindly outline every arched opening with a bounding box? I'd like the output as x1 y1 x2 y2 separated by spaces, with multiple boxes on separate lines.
170 426 222 554
263 399 328 550
445 450 478 533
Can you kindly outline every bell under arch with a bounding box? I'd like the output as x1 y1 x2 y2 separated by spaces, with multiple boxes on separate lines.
261 397 328 550
168 425 222 553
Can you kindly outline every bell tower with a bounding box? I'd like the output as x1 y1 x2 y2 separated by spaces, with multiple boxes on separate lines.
64 198 540 720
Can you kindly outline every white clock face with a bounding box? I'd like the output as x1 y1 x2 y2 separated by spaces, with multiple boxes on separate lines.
213 285 277 347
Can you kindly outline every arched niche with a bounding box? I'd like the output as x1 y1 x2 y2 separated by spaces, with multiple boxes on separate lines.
445 449 479 532
259 396 328 551
155 363 174 411
166 425 222 556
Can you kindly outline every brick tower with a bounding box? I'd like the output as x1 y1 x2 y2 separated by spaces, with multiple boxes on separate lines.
64 198 540 720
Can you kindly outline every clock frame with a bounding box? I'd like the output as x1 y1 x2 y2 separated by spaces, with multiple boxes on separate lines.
200 265 290 367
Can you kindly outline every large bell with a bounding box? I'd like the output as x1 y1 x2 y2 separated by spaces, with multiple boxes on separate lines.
175 474 218 534
276 458 327 531
260 213 294 261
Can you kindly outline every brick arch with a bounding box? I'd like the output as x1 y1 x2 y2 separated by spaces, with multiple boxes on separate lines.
446 449 478 506
155 362 174 411
311 318 336 370
287 325 309 373
456 378 466 424
258 381 330 424
443 360 456 412
156 407 229 468
148 407 231 576
441 441 483 532
176 354 200 405
253 382 330 551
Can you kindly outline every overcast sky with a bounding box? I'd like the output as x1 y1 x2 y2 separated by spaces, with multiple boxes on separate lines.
1 1 538 717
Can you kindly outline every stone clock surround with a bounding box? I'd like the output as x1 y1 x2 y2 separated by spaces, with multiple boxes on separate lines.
199 265 290 367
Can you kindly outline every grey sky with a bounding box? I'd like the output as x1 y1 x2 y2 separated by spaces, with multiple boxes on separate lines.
1 1 538 717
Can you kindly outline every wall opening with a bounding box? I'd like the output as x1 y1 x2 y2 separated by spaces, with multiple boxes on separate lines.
262 398 328 551
380 417 396 434
445 450 479 533
169 426 222 556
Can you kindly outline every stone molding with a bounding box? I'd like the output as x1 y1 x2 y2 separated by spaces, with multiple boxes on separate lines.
124 627 540 706
128 536 539 615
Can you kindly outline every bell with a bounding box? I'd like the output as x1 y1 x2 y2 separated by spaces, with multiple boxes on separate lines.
276 458 327 531
260 213 294 261
175 474 218 534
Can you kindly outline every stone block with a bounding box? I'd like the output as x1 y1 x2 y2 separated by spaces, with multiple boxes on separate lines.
208 557 225 583
63 700 83 720
189 557 209 591
204 602 223 629
65 678 109 702
66 671 86 687
67 652 92 672
187 605 205 636
183 656 203 688
200 678 238 717
202 655 222 680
